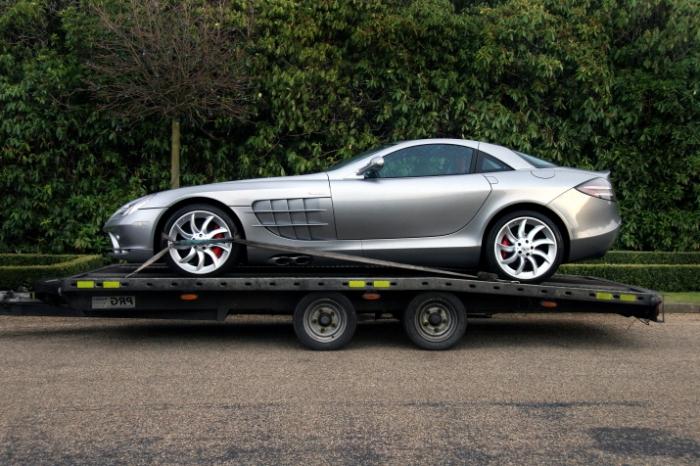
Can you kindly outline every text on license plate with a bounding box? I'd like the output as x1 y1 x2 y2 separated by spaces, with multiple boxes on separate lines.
92 296 135 309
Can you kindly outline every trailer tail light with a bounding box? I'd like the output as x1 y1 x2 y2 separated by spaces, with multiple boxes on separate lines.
576 177 615 201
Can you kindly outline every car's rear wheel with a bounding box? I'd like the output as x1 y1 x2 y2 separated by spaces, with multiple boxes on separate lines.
162 204 240 277
485 210 563 283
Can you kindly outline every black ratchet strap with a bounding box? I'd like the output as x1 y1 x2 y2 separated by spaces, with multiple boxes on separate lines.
125 236 477 280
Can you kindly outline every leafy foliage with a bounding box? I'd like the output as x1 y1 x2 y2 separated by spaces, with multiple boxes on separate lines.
1 0 698 253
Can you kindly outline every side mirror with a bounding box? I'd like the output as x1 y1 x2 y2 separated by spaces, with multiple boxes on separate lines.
356 156 384 177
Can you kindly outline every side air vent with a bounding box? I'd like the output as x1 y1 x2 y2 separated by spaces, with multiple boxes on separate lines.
252 197 334 240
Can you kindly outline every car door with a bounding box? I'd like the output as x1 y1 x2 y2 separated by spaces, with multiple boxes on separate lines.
328 144 492 240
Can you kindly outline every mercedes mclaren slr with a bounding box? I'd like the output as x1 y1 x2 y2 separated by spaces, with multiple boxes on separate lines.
104 139 620 283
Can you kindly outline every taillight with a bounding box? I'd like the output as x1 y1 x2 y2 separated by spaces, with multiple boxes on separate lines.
576 177 615 201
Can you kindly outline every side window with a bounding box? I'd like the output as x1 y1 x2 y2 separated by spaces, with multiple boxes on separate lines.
475 152 512 173
379 144 474 178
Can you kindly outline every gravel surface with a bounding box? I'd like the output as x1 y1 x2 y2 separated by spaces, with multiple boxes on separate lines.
0 313 698 465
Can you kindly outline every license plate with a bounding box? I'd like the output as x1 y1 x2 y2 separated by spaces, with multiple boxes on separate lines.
92 296 135 309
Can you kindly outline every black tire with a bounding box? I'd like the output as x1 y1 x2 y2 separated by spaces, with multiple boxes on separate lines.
484 210 564 284
162 203 241 277
293 292 357 351
403 292 467 350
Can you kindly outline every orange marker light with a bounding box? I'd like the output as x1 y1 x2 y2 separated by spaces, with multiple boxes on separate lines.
540 300 557 308
180 293 199 301
362 292 381 301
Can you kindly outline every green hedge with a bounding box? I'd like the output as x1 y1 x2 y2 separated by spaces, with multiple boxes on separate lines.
584 251 700 265
560 264 700 292
1 0 698 254
0 253 92 266
0 254 105 290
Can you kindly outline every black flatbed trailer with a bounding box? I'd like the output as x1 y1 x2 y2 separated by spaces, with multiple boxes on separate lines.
12 263 662 350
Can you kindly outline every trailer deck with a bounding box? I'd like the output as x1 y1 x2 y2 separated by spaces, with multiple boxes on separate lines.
1 263 662 349
33 264 661 319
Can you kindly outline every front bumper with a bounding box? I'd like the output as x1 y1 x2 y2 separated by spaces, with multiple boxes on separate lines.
548 188 621 262
103 208 165 262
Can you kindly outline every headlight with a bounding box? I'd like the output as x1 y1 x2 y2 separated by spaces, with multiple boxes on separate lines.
575 177 615 201
116 195 154 217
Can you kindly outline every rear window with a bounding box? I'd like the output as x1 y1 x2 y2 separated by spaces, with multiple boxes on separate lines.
475 153 511 173
514 150 557 168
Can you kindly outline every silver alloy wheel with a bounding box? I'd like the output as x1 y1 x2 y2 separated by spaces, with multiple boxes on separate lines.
168 210 233 275
494 216 557 280
303 299 348 343
414 301 457 342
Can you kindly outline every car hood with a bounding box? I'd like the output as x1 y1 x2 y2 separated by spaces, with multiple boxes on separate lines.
141 172 331 209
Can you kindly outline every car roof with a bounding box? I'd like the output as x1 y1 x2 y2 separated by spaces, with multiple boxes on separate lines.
328 138 533 175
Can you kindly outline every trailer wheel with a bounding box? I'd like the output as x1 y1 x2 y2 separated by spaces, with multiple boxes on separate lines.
293 292 357 350
403 292 467 350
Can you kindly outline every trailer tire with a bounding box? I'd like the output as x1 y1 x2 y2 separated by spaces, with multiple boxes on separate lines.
293 292 357 350
403 292 467 350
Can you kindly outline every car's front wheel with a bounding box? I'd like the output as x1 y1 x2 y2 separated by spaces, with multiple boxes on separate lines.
485 210 563 283
162 204 240 276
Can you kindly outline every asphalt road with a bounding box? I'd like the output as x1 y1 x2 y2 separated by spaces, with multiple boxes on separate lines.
0 313 698 465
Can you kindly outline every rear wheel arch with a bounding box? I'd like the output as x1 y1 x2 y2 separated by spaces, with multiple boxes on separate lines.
480 203 570 264
153 197 246 252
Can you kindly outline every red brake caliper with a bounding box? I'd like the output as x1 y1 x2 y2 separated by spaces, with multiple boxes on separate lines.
210 222 224 257
500 236 510 259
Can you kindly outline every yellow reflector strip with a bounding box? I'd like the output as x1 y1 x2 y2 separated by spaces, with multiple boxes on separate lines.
102 281 121 289
76 280 95 289
596 292 613 300
620 294 637 302
348 280 366 288
373 280 391 288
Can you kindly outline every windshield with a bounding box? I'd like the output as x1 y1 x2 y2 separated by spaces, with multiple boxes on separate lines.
514 150 557 168
328 144 396 170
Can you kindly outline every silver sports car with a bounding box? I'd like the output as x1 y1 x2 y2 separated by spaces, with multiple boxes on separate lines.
104 139 620 283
